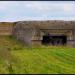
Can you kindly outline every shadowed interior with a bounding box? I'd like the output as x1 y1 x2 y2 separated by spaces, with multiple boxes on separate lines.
42 35 67 45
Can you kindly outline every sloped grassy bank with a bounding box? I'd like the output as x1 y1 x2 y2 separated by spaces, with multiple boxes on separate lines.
0 36 75 74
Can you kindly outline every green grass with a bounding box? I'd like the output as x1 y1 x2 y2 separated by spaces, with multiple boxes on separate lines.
0 36 75 74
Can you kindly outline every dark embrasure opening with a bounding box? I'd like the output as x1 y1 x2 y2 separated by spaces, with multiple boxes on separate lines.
42 35 67 45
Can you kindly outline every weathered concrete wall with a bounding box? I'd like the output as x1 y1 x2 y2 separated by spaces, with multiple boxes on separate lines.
12 22 36 46
31 29 43 46
67 30 75 47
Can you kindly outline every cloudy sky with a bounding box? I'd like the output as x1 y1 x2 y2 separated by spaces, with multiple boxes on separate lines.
0 1 75 22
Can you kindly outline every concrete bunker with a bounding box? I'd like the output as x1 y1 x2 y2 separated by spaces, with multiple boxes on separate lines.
12 20 75 47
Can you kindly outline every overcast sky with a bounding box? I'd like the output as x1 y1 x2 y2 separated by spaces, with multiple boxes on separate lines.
0 1 75 22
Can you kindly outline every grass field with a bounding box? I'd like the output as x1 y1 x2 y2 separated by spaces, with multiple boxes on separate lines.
0 36 75 74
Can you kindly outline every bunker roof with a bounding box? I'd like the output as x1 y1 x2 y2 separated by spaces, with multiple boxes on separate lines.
15 20 75 30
